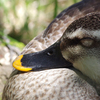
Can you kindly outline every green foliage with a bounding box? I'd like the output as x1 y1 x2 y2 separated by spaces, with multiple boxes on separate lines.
0 94 2 100
0 32 25 49
0 0 81 45
53 0 58 19
8 36 25 49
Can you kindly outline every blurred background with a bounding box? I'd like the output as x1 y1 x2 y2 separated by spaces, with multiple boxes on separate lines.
0 0 80 99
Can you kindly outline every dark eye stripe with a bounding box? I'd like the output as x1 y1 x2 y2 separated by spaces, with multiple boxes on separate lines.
80 37 93 40
67 38 80 46
60 37 80 50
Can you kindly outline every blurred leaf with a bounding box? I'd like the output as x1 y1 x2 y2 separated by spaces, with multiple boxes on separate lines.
73 0 80 3
8 36 25 49
53 0 58 18
0 32 25 49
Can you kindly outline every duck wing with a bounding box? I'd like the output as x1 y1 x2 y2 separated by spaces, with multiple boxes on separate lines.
21 0 100 54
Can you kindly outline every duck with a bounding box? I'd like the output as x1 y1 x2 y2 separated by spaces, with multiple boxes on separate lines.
2 0 100 100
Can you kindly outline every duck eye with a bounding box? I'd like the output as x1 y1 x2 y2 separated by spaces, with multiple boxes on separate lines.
47 50 54 55
80 38 94 47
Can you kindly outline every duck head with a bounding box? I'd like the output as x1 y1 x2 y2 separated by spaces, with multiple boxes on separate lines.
13 13 100 90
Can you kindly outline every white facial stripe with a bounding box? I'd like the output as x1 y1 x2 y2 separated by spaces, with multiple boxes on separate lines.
66 28 100 40
66 28 84 39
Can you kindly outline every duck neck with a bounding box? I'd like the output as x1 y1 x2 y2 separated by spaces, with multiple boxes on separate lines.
73 68 100 95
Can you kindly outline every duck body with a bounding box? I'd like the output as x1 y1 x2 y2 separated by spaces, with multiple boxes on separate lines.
3 69 99 100
2 0 100 100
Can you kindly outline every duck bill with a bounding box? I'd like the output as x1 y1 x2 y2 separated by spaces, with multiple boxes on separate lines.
13 42 72 72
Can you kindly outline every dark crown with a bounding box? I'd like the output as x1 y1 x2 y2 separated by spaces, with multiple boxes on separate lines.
66 13 100 33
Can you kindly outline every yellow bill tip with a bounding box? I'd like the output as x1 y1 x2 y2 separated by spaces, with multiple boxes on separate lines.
13 55 32 72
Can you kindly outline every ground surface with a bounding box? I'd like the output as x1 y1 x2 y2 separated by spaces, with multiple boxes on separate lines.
0 46 20 100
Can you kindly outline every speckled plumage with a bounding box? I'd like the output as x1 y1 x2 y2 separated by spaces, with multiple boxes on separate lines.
2 0 100 100
3 69 99 100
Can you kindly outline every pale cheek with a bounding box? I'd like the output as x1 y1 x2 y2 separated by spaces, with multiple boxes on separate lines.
61 50 69 60
62 46 85 62
69 45 83 54
73 59 84 72
73 56 100 83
